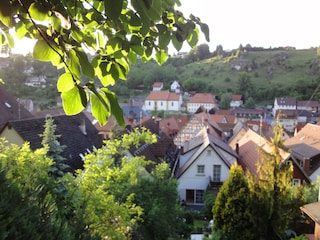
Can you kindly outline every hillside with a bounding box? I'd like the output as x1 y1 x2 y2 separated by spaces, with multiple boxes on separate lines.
127 47 320 106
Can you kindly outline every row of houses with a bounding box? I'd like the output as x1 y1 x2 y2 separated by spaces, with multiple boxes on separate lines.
1 86 320 238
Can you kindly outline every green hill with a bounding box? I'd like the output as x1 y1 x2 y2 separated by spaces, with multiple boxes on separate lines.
126 47 320 106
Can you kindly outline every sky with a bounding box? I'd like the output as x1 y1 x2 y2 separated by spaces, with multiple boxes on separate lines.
176 0 320 52
12 0 320 55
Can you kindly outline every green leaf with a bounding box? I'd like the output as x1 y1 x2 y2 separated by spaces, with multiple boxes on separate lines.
187 28 199 48
76 50 95 79
69 49 81 80
172 33 183 51
200 23 210 42
105 0 123 21
101 88 125 127
158 30 171 49
155 50 168 65
91 91 110 126
110 64 119 83
0 0 12 28
61 86 86 115
15 21 28 39
57 72 75 92
29 2 50 21
33 40 60 62
97 31 105 49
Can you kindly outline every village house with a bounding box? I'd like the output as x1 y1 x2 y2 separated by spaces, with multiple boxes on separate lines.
300 201 320 240
231 108 266 122
273 97 319 117
152 81 164 91
284 123 320 182
187 93 219 113
230 94 243 108
173 110 224 147
275 109 299 133
0 86 33 129
159 115 189 138
0 113 102 172
174 127 238 208
123 117 180 172
170 80 181 93
144 90 182 112
231 127 310 186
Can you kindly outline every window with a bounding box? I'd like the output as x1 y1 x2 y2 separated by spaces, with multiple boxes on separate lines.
171 101 174 106
185 189 205 204
292 178 301 186
195 190 205 204
197 165 205 174
148 101 151 106
160 101 163 106
213 165 221 182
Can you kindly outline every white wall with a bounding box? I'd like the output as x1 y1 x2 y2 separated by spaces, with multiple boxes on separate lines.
178 146 233 201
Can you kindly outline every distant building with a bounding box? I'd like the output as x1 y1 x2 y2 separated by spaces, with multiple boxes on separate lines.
152 82 164 91
230 94 243 108
187 93 218 113
144 90 182 112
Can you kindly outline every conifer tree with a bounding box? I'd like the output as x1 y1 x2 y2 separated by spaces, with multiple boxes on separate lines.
212 164 254 240
248 121 295 239
40 117 67 177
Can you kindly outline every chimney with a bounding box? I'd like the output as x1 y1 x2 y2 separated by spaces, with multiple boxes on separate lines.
235 143 239 155
303 158 310 176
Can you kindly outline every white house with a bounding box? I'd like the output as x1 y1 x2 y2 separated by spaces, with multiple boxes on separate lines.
187 93 218 113
152 82 164 91
175 127 238 207
273 97 297 116
170 80 181 93
144 90 182 111
230 94 243 108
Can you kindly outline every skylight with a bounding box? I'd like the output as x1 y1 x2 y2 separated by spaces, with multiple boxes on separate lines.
4 101 11 108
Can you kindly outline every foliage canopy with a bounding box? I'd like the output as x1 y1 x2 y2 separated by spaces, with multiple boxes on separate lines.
0 0 209 125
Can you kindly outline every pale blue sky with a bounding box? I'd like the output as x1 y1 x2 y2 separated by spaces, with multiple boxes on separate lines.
12 0 320 55
176 0 320 52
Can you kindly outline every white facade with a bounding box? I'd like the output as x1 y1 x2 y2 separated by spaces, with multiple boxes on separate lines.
273 97 296 116
177 145 236 205
230 100 243 108
170 80 181 93
144 91 182 112
187 103 215 113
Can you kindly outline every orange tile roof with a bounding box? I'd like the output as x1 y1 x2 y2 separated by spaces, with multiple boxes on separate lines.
152 82 163 87
145 90 180 101
188 93 216 104
232 94 242 101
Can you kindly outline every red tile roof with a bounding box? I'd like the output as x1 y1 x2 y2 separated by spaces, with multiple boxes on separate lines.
152 82 163 88
232 94 242 101
188 93 216 104
145 90 180 101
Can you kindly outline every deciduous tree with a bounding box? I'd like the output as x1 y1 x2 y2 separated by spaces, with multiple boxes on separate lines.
0 0 209 126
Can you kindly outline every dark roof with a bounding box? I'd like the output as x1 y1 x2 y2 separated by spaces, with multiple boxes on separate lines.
5 113 102 171
301 202 320 224
121 104 150 122
0 86 33 128
128 118 179 172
